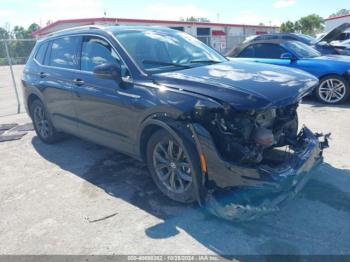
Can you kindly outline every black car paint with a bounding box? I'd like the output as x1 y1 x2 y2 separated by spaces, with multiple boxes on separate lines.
22 27 327 220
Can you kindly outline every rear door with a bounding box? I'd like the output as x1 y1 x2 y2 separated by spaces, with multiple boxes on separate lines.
39 36 81 135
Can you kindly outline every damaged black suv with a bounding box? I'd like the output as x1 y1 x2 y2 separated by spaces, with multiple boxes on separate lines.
22 26 329 220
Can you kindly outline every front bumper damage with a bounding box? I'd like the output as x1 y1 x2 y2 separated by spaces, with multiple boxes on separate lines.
192 124 330 221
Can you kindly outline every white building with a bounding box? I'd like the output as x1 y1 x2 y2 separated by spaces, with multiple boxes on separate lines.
324 14 350 32
33 17 279 53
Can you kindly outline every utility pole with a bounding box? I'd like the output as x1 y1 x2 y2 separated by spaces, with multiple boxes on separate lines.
4 39 20 114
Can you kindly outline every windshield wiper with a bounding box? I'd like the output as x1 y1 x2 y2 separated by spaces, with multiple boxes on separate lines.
142 60 191 69
190 60 221 64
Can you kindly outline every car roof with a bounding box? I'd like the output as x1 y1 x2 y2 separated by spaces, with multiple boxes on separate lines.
255 33 302 37
106 25 175 34
44 25 176 40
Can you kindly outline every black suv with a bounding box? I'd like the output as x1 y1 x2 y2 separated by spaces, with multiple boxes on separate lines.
22 26 328 220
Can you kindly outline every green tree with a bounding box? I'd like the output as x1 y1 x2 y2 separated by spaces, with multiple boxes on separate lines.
27 23 40 35
298 14 324 36
13 26 29 39
294 21 302 32
280 21 295 33
329 9 350 18
281 14 324 36
0 27 9 39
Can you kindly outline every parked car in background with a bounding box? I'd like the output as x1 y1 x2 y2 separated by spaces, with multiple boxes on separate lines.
242 32 316 45
330 39 350 56
22 26 329 221
316 23 350 55
227 40 350 104
331 31 350 43
240 23 350 56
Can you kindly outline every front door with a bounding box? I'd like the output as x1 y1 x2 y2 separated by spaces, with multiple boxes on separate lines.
73 35 136 153
250 43 294 67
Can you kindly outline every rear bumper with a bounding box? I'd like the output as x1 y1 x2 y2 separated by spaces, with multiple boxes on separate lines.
192 124 329 221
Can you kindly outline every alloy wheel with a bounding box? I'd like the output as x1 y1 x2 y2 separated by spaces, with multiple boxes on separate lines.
152 139 193 194
33 105 50 139
318 78 347 103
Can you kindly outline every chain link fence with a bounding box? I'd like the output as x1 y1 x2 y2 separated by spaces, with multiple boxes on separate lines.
0 39 36 116
0 35 245 117
196 35 245 54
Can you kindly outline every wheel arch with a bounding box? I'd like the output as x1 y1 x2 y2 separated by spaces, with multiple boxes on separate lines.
137 115 207 205
318 73 346 81
138 115 194 162
27 93 41 118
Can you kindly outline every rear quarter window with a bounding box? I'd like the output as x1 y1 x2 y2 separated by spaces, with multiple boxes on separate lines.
238 46 254 57
34 42 49 65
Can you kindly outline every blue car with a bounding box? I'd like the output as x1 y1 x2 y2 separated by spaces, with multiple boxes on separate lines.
229 39 350 104
239 23 350 56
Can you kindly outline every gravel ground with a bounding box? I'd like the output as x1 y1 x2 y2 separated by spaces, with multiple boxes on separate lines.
0 65 24 117
0 101 349 256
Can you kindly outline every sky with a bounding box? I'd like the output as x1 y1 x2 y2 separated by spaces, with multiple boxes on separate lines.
0 0 348 29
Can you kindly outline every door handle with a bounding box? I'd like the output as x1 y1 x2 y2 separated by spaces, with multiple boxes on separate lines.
39 72 48 78
73 78 85 86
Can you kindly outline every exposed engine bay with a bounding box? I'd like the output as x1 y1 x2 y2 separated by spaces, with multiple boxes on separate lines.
189 102 330 221
193 103 300 165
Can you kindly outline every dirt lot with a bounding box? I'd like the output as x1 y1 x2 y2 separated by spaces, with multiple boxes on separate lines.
0 101 350 256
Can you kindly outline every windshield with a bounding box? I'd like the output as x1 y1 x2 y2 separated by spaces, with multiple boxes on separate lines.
283 41 321 58
113 29 227 73
296 34 317 45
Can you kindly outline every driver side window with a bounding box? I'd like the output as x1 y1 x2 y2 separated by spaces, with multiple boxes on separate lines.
81 36 121 72
253 43 286 59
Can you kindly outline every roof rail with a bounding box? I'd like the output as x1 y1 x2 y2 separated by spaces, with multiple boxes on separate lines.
48 25 105 36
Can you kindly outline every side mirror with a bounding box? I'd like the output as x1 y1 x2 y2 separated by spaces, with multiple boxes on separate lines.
93 63 122 83
280 52 296 61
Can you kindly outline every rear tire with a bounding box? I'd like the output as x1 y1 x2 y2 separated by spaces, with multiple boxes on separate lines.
146 129 200 203
30 99 62 144
315 75 349 104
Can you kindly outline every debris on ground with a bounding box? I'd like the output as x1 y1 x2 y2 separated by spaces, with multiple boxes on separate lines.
0 122 33 142
84 212 118 223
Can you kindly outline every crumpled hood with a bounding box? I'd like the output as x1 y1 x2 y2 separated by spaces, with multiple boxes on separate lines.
153 61 318 110
318 23 350 43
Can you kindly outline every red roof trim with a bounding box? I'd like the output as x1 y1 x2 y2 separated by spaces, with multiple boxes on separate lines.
116 18 278 28
325 14 350 21
33 17 279 36
212 30 226 36
33 17 117 36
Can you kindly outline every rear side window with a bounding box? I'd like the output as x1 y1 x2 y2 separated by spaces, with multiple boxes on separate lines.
238 46 255 57
262 35 278 40
282 35 296 40
253 43 286 59
48 36 80 69
34 42 49 65
254 35 263 41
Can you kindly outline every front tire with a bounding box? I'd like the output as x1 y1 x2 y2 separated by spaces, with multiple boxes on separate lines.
315 75 349 104
146 129 199 203
30 99 62 144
